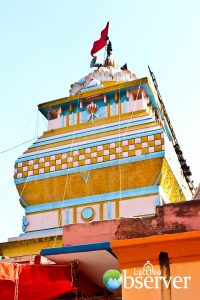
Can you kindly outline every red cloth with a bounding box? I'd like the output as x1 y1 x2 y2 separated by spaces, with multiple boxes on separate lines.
0 262 73 300
0 262 18 281
90 22 109 56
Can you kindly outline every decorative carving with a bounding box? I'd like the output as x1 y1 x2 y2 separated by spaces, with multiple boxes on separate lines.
81 207 95 222
69 68 137 96
22 216 29 232
87 102 99 122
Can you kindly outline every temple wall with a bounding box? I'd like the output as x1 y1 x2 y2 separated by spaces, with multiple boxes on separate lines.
26 211 59 232
23 195 158 233
120 195 156 217
13 78 193 237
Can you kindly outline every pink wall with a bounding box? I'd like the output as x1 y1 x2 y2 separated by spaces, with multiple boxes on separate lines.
62 220 121 246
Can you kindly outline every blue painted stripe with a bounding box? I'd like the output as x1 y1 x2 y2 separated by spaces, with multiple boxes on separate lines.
20 227 63 237
153 172 162 185
143 83 159 110
107 202 112 220
15 151 164 184
163 122 173 141
143 82 173 141
80 170 90 184
17 128 163 162
30 116 153 149
19 196 28 207
155 195 162 206
40 241 116 258
66 208 69 225
61 115 65 127
24 185 159 214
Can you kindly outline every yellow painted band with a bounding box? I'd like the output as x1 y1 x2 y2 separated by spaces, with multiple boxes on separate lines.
25 120 157 154
100 202 104 220
0 237 62 257
73 207 77 224
115 200 120 218
58 209 62 227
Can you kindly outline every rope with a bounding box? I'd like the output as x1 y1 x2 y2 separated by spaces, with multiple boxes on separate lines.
40 112 48 130
123 80 142 137
52 98 81 248
118 88 122 207
48 106 60 118
115 83 142 209
19 110 40 203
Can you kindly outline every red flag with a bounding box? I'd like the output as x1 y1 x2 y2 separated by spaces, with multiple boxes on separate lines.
90 22 109 57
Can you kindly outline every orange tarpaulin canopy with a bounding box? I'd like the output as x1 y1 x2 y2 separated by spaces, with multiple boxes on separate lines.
0 262 74 300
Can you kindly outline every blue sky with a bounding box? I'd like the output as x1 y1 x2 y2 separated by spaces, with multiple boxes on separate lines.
0 0 199 242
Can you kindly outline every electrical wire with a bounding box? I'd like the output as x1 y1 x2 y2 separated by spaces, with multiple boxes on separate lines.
0 137 39 155
0 109 48 155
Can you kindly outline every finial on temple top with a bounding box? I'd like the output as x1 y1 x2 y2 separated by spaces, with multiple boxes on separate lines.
106 40 112 57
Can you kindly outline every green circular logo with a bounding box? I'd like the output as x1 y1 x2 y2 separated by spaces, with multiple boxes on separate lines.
103 269 122 290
